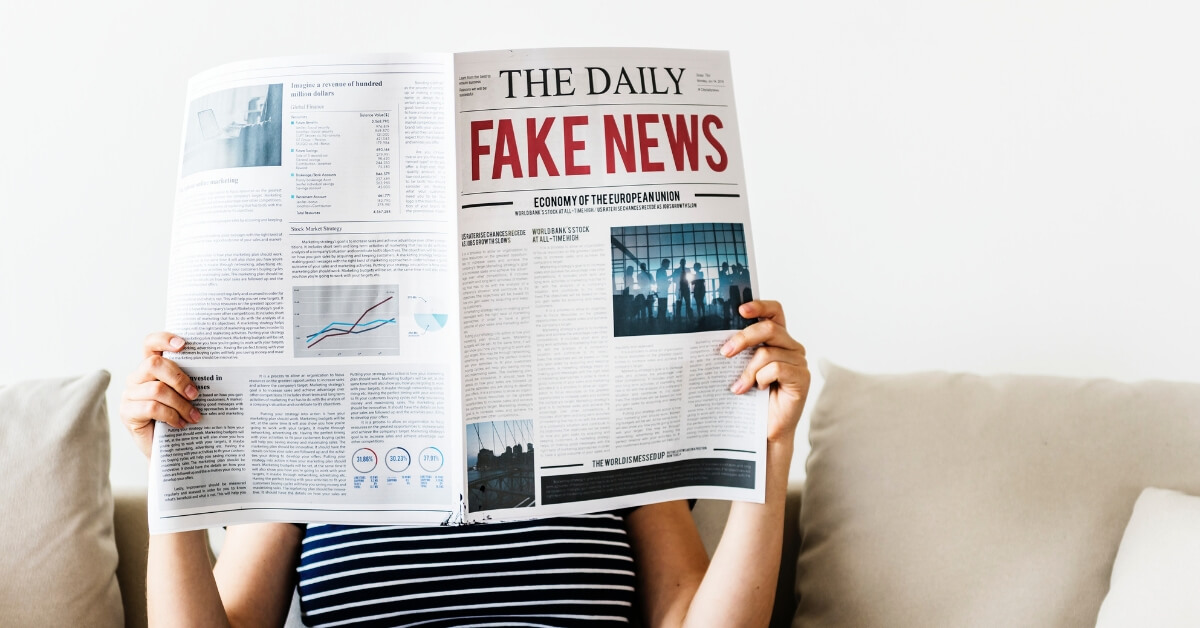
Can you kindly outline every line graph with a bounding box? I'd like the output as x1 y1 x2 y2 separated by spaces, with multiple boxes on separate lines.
294 285 401 358
305 301 395 347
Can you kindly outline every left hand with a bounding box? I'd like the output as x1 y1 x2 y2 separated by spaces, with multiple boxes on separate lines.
720 300 810 443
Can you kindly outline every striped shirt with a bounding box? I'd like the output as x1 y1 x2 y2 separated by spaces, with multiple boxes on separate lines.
297 513 638 627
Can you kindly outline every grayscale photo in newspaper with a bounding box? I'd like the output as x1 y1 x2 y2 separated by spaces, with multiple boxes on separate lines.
150 49 766 534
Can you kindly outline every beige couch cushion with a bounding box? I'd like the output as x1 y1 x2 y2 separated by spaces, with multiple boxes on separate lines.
0 371 123 627
794 363 1200 628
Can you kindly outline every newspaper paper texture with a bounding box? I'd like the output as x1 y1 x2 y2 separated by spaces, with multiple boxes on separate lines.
150 49 766 533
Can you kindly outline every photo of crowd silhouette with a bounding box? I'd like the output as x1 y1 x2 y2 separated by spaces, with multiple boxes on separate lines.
611 222 754 337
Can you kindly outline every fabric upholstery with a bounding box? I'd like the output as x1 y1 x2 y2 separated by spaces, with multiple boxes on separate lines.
0 371 123 627
794 363 1200 628
113 488 149 628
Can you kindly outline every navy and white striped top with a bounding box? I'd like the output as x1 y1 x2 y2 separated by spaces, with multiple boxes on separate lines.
296 513 638 627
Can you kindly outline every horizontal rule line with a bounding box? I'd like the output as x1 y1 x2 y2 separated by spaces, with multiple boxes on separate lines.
694 193 742 198
461 201 514 209
459 102 727 113
462 182 737 196
160 506 452 519
540 463 585 469
712 448 757 454
287 231 444 235
214 62 441 72
197 69 441 83
287 220 449 224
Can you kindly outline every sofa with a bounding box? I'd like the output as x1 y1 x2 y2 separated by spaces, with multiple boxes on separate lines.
4 364 1199 627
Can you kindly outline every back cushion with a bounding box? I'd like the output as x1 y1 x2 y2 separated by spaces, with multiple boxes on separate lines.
0 371 123 627
794 363 1200 628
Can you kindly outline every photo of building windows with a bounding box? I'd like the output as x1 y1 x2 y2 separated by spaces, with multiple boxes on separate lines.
611 222 754 337
181 83 283 177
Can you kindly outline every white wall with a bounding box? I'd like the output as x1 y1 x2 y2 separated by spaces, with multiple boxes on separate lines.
2 1 1198 491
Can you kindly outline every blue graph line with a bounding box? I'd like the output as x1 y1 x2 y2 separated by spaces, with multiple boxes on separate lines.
306 318 397 340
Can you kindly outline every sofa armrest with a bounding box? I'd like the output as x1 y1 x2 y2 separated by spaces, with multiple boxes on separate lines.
112 488 148 628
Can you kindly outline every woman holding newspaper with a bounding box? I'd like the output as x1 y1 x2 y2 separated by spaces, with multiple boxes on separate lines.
121 299 809 628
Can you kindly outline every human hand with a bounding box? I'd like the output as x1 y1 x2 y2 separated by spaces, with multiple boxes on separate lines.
119 332 201 459
720 300 810 444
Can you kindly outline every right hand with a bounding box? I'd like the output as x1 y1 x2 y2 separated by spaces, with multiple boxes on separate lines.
120 332 202 459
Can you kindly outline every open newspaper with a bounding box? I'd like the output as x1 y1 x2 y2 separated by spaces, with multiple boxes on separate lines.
150 48 766 533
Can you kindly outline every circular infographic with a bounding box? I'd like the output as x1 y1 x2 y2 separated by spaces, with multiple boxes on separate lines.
411 296 449 334
385 447 411 473
419 446 444 472
352 448 378 473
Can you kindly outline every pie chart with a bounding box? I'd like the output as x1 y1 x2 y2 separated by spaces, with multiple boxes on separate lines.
414 312 449 331
411 298 449 333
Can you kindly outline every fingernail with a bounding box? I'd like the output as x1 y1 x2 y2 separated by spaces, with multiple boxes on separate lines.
730 379 749 394
720 342 735 357
185 385 198 400
190 409 202 422
169 337 185 350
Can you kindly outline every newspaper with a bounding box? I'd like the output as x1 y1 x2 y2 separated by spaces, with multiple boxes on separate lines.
150 48 766 533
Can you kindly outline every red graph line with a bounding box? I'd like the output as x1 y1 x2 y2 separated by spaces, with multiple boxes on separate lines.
307 296 395 348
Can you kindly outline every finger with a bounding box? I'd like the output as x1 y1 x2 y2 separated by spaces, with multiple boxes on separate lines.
120 398 188 431
127 355 199 405
731 349 805 394
143 331 186 358
720 318 804 357
129 380 201 425
738 300 785 327
729 346 805 394
732 359 810 397
754 359 810 392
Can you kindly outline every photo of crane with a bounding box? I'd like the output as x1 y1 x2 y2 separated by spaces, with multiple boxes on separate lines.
466 419 535 512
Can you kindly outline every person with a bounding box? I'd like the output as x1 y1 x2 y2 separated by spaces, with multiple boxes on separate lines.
719 262 733 327
655 258 671 323
638 262 656 322
120 300 810 627
674 258 692 323
740 265 754 313
617 264 636 330
728 263 744 327
691 261 706 321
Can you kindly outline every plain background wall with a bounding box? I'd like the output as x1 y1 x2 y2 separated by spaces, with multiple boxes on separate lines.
2 1 1198 491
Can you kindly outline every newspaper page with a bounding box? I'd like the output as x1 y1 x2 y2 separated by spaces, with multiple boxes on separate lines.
453 48 767 522
149 54 463 533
